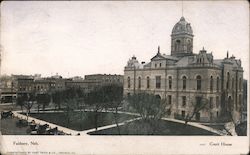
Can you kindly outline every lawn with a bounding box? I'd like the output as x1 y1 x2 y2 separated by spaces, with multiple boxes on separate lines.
28 111 136 131
88 119 219 135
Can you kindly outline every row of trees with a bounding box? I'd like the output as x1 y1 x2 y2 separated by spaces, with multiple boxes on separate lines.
16 93 51 113
15 85 211 135
15 85 123 130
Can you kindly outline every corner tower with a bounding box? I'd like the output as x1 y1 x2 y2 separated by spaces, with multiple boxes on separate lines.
171 17 194 57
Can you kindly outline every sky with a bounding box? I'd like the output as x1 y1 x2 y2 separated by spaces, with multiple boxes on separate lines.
1 1 249 80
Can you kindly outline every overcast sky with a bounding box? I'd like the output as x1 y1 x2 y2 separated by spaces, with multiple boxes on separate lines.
1 1 249 80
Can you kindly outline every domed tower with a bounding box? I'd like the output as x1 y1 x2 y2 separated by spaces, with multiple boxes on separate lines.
171 17 194 57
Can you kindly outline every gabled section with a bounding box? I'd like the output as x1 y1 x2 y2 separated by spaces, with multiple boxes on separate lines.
151 46 166 61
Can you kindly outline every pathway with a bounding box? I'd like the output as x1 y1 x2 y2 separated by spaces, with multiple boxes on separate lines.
161 117 227 136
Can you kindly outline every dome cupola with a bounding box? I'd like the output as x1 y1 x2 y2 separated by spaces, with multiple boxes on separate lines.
172 16 193 35
171 17 194 57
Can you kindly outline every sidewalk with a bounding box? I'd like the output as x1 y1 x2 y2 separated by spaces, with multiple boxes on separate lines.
12 111 79 135
161 117 227 136
80 117 142 135
12 110 141 136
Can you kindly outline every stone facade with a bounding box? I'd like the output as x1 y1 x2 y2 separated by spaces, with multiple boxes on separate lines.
124 17 244 122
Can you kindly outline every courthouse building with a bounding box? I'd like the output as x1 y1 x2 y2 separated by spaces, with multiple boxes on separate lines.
123 17 244 122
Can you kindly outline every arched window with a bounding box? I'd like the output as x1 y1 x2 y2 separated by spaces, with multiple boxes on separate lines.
226 72 230 89
127 77 130 88
146 77 150 89
210 76 213 92
182 76 186 90
138 77 141 89
168 76 172 89
175 40 181 51
196 75 201 90
156 76 161 89
216 77 219 92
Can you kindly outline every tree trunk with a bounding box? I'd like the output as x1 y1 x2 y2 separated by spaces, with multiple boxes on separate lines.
185 113 195 125
114 107 120 135
42 104 45 111
95 109 98 130
37 105 40 113
26 111 29 121
67 107 70 127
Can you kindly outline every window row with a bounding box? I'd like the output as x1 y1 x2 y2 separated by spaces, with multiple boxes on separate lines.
180 96 220 109
127 75 222 91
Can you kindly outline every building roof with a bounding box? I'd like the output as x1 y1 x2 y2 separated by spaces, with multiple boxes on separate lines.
172 16 193 35
175 56 191 67
151 46 179 61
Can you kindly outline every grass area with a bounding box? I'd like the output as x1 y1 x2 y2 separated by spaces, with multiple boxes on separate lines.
88 119 219 135
28 111 136 131
1 117 29 135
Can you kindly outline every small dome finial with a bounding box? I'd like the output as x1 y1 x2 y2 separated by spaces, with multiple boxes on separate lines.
227 51 229 58
132 55 136 60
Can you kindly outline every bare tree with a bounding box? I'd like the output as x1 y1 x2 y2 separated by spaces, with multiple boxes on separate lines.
51 91 64 110
84 87 106 130
127 92 168 134
36 93 51 112
127 92 167 120
102 84 123 134
61 88 79 127
20 93 36 120
184 96 209 125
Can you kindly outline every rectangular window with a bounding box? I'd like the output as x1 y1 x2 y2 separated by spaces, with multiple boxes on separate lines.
216 96 219 108
168 95 172 105
196 96 202 107
147 77 150 89
197 76 201 90
127 77 130 88
182 96 186 107
156 76 161 89
210 77 213 92
209 97 213 109
216 77 219 92
169 78 172 89
181 110 185 118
